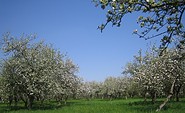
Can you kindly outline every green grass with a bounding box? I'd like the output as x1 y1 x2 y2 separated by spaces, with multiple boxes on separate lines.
0 98 185 113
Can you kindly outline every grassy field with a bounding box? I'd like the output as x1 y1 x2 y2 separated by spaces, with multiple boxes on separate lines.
0 98 185 113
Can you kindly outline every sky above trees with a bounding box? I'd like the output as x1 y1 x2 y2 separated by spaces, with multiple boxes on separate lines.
0 0 161 81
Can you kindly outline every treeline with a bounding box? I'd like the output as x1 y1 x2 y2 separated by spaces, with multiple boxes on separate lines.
76 43 185 111
78 45 185 103
0 34 185 111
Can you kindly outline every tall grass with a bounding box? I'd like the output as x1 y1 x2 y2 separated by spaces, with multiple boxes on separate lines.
0 98 185 113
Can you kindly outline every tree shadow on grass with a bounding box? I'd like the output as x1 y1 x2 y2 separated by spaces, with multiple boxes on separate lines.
127 101 160 112
0 103 11 113
0 100 85 113
0 101 71 112
127 99 185 112
0 100 88 113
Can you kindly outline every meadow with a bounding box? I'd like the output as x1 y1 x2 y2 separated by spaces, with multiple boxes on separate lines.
0 98 185 113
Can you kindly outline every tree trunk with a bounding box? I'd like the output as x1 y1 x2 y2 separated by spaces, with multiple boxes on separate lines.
156 80 175 112
8 95 13 106
175 84 182 102
40 99 44 106
151 92 156 104
20 94 28 108
143 92 147 102
27 94 34 110
14 96 18 107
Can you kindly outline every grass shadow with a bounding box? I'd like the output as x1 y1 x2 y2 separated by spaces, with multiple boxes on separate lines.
127 99 185 112
0 101 68 112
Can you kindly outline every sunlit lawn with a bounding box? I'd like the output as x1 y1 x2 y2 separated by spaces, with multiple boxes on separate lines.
0 98 185 113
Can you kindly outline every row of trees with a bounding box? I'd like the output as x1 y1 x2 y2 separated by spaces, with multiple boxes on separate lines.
0 34 184 111
0 0 184 112
92 0 185 111
0 34 80 109
76 44 185 111
75 76 133 100
76 47 185 101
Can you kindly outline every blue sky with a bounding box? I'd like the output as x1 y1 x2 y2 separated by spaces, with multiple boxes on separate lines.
0 0 160 81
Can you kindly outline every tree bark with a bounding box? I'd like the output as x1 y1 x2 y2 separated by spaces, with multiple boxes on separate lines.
8 95 13 106
27 94 34 110
143 92 148 102
175 84 182 102
14 95 18 107
156 80 175 112
151 92 156 104
20 94 28 108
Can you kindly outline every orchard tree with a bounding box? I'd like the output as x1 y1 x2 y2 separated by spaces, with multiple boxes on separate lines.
86 81 103 99
110 76 134 99
123 49 149 99
113 76 128 99
124 46 185 111
131 47 164 103
156 47 185 111
0 33 78 109
52 59 79 105
77 81 93 100
93 0 185 49
101 76 132 100
102 76 118 100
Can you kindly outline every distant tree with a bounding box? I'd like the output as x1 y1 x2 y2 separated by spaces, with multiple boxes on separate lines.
93 0 185 49
100 76 134 100
103 76 118 100
87 81 103 99
77 81 93 100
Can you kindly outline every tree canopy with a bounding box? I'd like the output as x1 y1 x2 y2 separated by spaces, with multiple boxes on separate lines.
93 0 185 49
0 33 79 109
